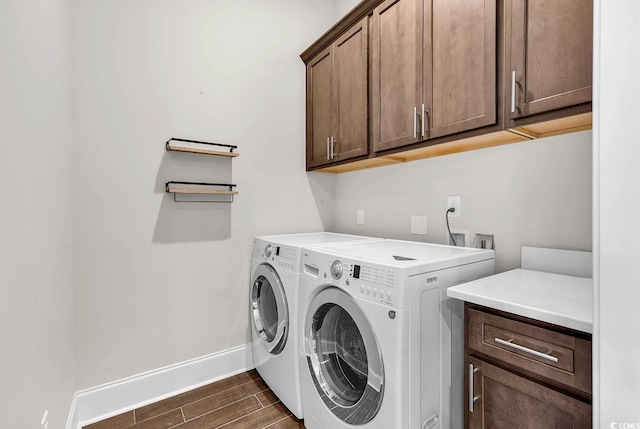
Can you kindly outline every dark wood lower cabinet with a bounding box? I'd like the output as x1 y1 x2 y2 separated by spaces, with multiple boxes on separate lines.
467 356 592 429
465 304 592 429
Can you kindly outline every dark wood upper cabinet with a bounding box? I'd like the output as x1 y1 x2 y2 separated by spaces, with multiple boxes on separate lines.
306 47 334 169
301 0 593 173
371 0 423 152
506 0 593 121
427 0 497 139
372 0 497 152
305 18 368 170
333 19 369 162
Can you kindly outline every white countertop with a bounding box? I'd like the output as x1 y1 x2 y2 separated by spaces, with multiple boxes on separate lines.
447 268 593 333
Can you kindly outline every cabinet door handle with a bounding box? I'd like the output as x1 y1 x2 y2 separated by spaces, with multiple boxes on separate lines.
413 106 418 139
494 337 559 363
326 137 330 160
511 70 517 113
469 363 480 412
421 104 427 137
330 136 336 159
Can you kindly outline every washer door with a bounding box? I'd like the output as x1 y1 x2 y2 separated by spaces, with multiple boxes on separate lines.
305 287 384 425
251 264 288 355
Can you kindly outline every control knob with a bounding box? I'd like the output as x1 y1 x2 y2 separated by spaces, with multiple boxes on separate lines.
330 260 344 280
264 244 273 258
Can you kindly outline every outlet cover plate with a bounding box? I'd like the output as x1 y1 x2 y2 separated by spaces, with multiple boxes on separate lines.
447 196 461 217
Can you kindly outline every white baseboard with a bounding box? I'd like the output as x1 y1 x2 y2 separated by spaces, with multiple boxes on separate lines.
66 343 254 429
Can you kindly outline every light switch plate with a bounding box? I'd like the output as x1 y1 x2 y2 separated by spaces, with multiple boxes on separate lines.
411 216 428 235
357 209 365 225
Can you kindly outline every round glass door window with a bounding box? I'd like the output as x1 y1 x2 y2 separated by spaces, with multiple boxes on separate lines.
251 264 288 354
305 288 384 424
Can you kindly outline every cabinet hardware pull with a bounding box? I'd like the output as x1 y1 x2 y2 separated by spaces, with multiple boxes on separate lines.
326 137 330 160
330 136 336 159
414 106 418 138
494 337 559 363
511 71 516 113
469 363 480 412
421 104 427 137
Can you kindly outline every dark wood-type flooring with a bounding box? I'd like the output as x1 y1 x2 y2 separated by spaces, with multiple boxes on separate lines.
83 370 305 429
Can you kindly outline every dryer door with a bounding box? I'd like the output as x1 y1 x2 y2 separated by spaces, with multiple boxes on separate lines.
305 287 384 425
251 264 288 354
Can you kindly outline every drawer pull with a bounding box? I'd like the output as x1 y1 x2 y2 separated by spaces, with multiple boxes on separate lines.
494 337 559 363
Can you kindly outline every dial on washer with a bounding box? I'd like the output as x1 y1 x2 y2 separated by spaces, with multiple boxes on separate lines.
330 260 344 279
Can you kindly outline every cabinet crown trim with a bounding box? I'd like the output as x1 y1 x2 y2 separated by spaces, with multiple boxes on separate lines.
300 0 383 63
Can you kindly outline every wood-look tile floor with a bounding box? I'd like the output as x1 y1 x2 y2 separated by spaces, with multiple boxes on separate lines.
83 370 305 429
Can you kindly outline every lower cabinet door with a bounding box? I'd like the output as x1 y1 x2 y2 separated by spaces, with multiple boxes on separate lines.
467 356 591 429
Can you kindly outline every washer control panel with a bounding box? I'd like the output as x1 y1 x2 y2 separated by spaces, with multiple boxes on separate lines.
323 258 399 307
254 240 298 272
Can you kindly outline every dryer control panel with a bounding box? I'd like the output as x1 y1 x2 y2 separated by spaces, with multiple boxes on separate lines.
322 258 402 308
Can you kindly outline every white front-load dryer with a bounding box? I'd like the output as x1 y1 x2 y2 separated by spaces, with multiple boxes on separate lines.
249 233 380 419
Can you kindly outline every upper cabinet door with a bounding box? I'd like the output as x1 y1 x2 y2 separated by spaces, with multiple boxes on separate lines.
306 19 369 170
508 0 593 119
333 18 369 162
372 0 423 153
426 0 497 139
306 46 334 169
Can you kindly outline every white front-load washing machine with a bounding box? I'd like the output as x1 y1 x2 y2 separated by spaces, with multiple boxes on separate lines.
300 240 495 429
250 233 380 419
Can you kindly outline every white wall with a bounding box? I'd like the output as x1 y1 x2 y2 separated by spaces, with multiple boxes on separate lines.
71 0 336 389
593 0 640 425
335 0 359 19
0 0 76 427
333 132 593 273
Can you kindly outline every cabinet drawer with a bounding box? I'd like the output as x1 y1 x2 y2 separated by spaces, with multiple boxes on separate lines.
467 308 591 394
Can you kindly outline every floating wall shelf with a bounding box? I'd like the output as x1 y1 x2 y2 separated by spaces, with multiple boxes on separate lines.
166 181 238 203
166 138 239 157
165 137 238 203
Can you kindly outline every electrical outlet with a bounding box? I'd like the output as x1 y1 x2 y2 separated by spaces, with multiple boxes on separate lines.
356 209 365 225
447 196 461 217
411 216 428 235
474 233 495 250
